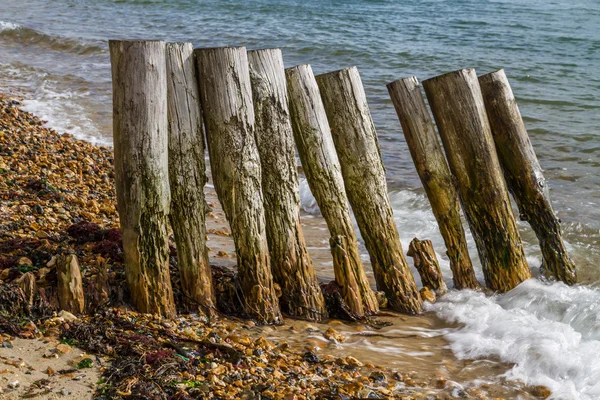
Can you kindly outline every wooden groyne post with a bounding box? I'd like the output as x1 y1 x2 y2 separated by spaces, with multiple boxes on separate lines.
387 77 480 290
248 49 327 321
316 67 423 314
109 40 176 317
479 70 576 284
286 64 379 318
423 68 531 292
195 46 282 324
407 238 448 296
165 42 215 311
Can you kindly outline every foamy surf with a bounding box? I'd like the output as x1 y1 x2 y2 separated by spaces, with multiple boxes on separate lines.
428 280 600 399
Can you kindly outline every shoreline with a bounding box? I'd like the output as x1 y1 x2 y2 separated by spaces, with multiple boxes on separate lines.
0 94 548 399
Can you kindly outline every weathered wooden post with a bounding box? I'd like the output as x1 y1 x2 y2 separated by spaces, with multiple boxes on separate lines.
387 77 480 290
56 254 85 314
422 68 531 292
166 42 215 311
109 40 176 317
316 67 422 314
248 49 327 321
479 70 576 284
286 64 379 318
195 46 282 324
407 238 448 296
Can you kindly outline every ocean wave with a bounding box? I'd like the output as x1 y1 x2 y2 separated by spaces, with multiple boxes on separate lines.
0 20 105 56
428 280 600 399
0 61 111 146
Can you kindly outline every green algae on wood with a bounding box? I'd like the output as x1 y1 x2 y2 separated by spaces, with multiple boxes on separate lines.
166 42 215 312
109 40 176 317
479 69 576 284
286 64 379 318
423 68 531 292
195 46 282 324
316 67 423 314
248 49 327 321
387 76 480 290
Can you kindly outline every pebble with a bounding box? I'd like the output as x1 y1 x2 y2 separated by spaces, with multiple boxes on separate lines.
323 327 346 343
58 310 78 321
56 343 72 354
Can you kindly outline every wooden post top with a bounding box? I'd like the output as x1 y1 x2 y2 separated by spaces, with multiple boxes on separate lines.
422 68 477 85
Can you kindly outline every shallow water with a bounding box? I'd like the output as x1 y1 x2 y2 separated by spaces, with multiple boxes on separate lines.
1 1 599 398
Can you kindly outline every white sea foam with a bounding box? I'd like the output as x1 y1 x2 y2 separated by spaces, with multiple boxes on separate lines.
427 280 600 399
0 21 21 32
300 180 599 398
0 61 110 146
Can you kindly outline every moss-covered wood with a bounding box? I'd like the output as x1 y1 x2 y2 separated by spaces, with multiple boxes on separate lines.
479 70 576 284
109 40 176 317
423 68 531 292
286 64 379 318
387 77 480 290
407 238 448 296
166 42 215 312
195 46 282 324
248 49 327 321
316 67 422 314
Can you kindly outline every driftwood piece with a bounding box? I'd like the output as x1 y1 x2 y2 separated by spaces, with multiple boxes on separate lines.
195 46 282 324
423 68 531 292
248 48 327 321
85 259 110 313
316 67 422 314
166 42 215 309
16 272 36 309
109 40 175 317
407 238 448 296
479 69 576 284
387 77 480 290
56 254 85 314
286 64 378 318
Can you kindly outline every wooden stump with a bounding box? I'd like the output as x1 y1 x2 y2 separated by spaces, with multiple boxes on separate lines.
195 46 282 324
109 40 175 317
479 70 576 284
286 64 378 318
248 49 327 321
17 272 36 309
56 254 85 314
166 42 215 310
387 77 480 290
316 67 422 314
423 68 531 292
407 238 448 296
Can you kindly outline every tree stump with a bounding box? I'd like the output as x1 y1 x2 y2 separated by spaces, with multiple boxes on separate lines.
387 76 480 290
316 67 422 314
166 42 215 310
479 69 576 284
286 64 378 318
248 48 327 321
56 254 85 314
407 238 448 296
195 46 282 324
109 40 175 317
423 69 531 292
